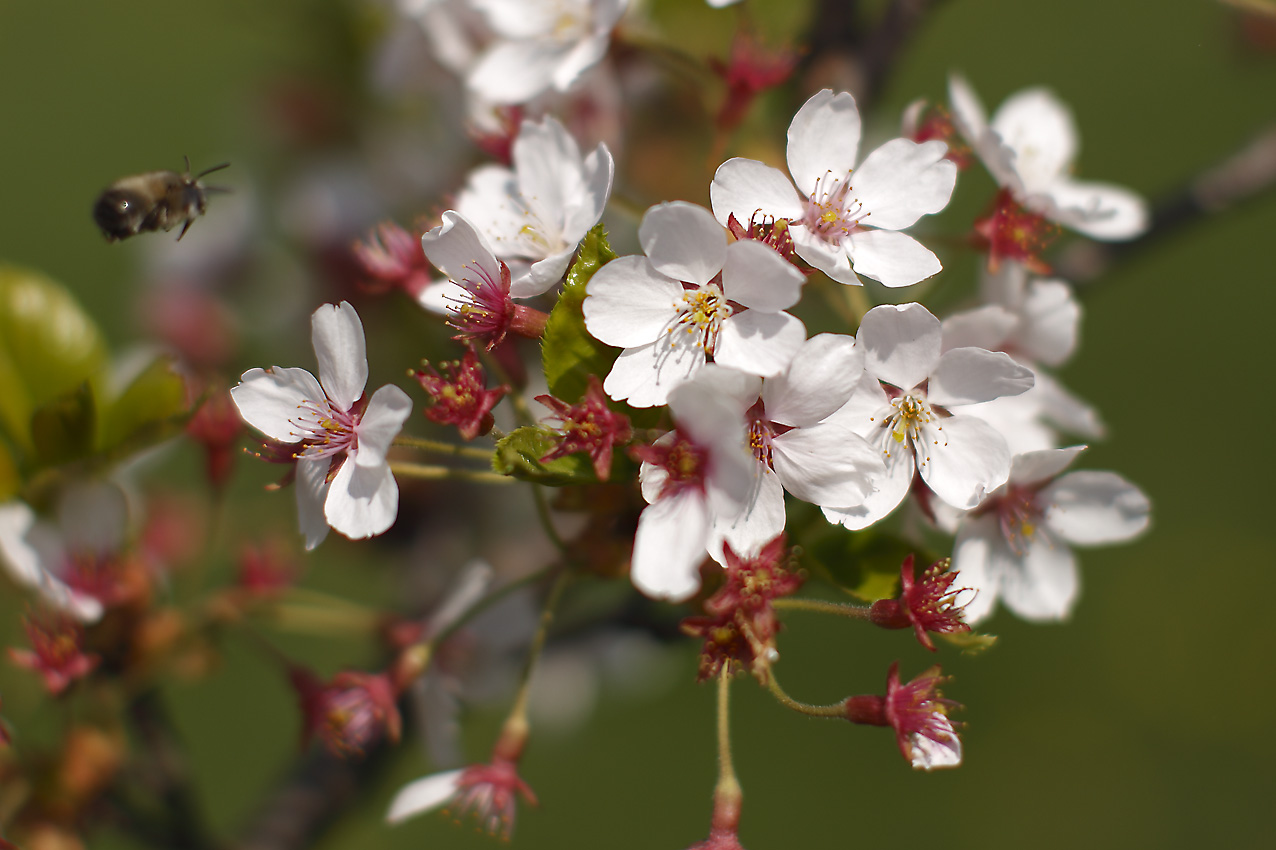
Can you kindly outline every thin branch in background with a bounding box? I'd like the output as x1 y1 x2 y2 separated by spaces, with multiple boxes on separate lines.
126 690 218 850
1057 122 1276 284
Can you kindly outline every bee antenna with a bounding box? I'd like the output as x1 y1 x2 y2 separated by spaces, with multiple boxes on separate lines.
184 155 192 175
196 162 232 179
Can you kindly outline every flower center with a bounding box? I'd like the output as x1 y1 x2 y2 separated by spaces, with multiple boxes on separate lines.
973 188 1059 273
995 485 1043 556
802 171 868 242
668 283 732 357
294 399 360 460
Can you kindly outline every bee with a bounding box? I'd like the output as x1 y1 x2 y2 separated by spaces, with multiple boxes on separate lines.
93 158 230 242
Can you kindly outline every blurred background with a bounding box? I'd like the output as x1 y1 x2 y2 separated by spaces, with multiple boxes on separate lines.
0 0 1273 848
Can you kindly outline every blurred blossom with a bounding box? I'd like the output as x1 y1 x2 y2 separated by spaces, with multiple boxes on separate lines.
9 610 100 696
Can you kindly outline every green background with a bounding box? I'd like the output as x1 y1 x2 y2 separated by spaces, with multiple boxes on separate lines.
0 1 1273 848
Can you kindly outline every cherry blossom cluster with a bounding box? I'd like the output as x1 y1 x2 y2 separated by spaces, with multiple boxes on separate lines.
0 4 1164 849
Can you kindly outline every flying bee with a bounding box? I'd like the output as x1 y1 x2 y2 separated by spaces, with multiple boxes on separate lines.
93 158 230 242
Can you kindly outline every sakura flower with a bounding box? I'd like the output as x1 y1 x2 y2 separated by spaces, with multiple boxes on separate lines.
351 220 432 298
947 75 1149 259
584 201 807 408
0 482 133 622
466 0 629 105
387 757 537 838
822 302 1034 531
952 446 1150 624
845 662 963 770
868 555 971 650
711 89 957 287
231 302 413 550
456 115 613 295
291 667 402 756
419 211 550 349
629 368 758 601
706 334 884 555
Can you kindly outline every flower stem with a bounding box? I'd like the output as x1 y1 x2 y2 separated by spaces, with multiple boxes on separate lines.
530 485 566 552
772 597 871 619
388 462 512 484
766 673 847 719
712 669 743 831
496 568 572 759
392 434 493 461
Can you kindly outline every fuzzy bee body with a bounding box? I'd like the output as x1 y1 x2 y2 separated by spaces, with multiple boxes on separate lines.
93 160 229 242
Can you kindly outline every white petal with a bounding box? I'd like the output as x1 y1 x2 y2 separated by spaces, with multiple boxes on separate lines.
858 303 941 391
791 226 857 284
714 311 805 378
951 518 1001 625
1009 446 1087 487
997 530 1079 622
355 385 413 468
762 333 863 427
847 228 942 288
513 116 580 232
917 415 1011 510
551 33 610 93
947 73 987 143
416 280 460 316
941 305 1017 353
386 770 465 824
561 144 615 241
631 490 711 601
821 445 913 531
639 202 726 286
602 338 704 408
57 480 129 554
990 88 1078 195
911 727 962 770
422 211 504 291
787 90 861 195
231 367 326 444
311 302 368 412
710 159 804 227
582 256 684 348
1016 279 1079 367
295 458 331 551
324 460 399 541
1041 180 1149 241
715 469 786 561
930 347 1034 408
772 423 881 507
453 165 525 254
516 249 575 297
467 40 561 104
1042 471 1150 545
851 139 956 230
721 239 805 312
1034 371 1106 439
0 502 103 622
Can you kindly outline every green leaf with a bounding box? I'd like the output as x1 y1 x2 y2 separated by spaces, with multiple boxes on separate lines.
31 381 96 466
0 266 107 454
938 630 999 655
804 529 940 602
492 425 600 486
97 356 191 452
541 224 619 402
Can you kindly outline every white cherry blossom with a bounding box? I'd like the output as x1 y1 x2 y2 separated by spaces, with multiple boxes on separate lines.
231 302 413 549
0 481 131 622
948 74 1148 240
822 302 1034 531
631 367 758 601
707 335 885 555
467 0 629 105
456 115 614 296
711 89 957 287
952 447 1150 624
583 201 807 407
